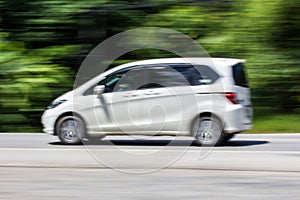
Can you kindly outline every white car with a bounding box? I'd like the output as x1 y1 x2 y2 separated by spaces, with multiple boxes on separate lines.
41 58 252 145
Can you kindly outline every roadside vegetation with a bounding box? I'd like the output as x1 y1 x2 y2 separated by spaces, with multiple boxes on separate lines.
0 0 299 132
248 108 300 133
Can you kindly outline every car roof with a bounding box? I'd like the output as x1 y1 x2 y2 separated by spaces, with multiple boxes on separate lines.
76 57 245 92
108 57 245 73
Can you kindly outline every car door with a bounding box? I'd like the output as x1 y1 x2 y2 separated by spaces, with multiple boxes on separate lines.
78 67 149 135
135 65 199 135
105 67 151 134
75 71 123 135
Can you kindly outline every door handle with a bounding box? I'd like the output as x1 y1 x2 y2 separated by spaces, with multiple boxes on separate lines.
123 92 138 97
145 90 160 95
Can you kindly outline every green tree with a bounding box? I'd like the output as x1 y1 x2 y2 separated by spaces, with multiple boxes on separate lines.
198 0 300 111
0 32 76 131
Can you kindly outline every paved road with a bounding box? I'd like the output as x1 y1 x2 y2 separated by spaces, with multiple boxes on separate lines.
0 133 299 199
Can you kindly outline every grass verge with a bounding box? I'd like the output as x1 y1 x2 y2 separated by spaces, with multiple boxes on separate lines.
246 108 300 133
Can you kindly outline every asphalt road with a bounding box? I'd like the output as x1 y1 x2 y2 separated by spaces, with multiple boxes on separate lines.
0 133 299 199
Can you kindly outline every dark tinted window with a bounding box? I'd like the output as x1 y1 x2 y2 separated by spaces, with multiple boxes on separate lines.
83 72 124 95
138 64 220 88
113 68 146 91
144 66 188 88
99 72 125 92
84 63 221 95
173 65 220 85
84 71 129 95
232 63 248 87
172 66 203 85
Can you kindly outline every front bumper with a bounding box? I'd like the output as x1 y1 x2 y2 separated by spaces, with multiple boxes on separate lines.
41 109 57 135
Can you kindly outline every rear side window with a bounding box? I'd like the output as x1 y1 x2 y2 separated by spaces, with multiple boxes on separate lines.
142 64 220 88
172 64 220 85
232 63 248 87
140 66 188 88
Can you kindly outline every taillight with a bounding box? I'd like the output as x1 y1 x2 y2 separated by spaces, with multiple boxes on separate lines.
225 92 238 104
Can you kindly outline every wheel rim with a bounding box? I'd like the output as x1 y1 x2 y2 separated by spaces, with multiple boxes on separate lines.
59 119 81 143
195 119 221 144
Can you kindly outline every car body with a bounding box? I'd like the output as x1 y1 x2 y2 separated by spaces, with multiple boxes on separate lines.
41 58 252 145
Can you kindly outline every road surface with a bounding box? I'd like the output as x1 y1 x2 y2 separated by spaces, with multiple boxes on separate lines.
0 133 299 199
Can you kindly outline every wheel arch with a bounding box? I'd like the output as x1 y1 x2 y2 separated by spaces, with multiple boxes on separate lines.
54 111 86 135
190 112 224 133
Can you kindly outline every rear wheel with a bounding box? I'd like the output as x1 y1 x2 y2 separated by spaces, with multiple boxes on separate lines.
193 116 224 146
56 116 85 145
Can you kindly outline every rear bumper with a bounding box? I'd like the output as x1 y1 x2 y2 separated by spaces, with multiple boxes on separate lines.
223 105 253 133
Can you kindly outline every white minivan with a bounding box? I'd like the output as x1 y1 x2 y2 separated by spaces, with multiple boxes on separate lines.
41 58 252 146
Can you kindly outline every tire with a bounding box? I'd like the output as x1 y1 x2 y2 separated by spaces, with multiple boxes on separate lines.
56 115 86 145
192 116 224 146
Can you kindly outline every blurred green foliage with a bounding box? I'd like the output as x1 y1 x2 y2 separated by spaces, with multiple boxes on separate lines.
198 0 300 112
0 0 299 132
0 34 75 131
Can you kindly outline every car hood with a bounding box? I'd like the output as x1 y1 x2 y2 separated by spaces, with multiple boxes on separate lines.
54 90 74 102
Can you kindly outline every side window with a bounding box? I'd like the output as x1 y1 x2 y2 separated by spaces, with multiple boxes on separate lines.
173 64 220 85
140 66 189 89
138 64 220 89
99 72 124 93
83 63 221 95
193 65 220 84
83 71 127 96
173 66 203 85
113 68 145 92
84 67 146 95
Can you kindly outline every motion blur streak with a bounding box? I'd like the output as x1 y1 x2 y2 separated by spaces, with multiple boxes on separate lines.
0 0 299 133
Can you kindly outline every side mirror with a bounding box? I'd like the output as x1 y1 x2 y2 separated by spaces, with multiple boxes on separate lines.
94 85 105 95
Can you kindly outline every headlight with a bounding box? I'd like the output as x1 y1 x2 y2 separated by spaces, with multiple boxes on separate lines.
47 99 67 109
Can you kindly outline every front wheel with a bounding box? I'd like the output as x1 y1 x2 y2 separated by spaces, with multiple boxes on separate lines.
192 116 224 146
56 115 86 145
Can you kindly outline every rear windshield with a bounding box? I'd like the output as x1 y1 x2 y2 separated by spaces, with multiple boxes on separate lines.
232 63 248 87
